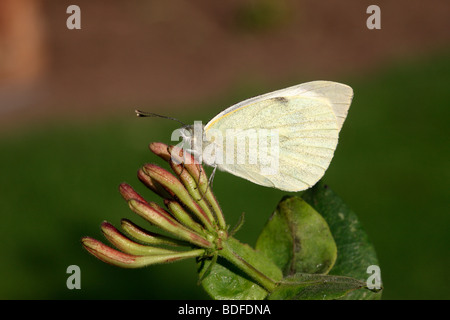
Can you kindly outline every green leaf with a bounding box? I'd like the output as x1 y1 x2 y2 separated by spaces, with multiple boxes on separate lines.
301 181 383 300
255 196 337 275
268 273 368 300
198 237 283 300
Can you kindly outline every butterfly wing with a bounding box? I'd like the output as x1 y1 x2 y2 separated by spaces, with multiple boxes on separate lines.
204 81 353 191
206 81 352 132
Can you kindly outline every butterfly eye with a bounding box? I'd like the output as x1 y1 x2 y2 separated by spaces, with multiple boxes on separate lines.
180 127 191 138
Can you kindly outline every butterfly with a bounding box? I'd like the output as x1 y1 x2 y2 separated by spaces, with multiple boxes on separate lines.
137 81 353 192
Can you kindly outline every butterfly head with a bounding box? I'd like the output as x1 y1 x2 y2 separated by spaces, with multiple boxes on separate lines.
177 122 207 161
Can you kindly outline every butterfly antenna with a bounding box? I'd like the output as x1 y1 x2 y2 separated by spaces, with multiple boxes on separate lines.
135 110 187 126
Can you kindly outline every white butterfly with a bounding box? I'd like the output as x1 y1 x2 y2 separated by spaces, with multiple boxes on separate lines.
139 81 353 192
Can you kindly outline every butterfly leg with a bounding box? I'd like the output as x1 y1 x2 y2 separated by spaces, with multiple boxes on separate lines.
197 164 217 201
208 165 217 189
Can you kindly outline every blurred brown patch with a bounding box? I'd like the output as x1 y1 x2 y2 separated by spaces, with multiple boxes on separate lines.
0 0 449 130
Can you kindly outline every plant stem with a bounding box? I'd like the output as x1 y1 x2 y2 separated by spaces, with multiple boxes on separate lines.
219 240 277 292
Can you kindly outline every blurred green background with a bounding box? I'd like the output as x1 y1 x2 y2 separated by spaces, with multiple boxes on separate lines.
0 1 449 299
